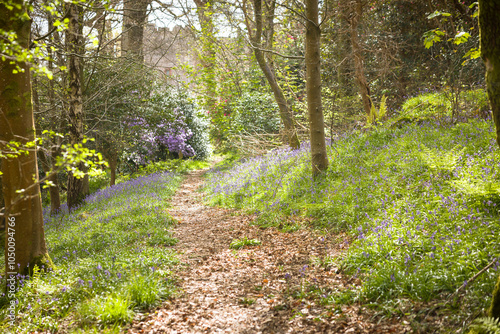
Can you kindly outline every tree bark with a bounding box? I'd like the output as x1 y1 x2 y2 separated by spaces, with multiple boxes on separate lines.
109 153 118 186
346 0 371 116
250 0 300 149
480 0 500 149
46 12 62 215
194 0 217 110
0 1 53 276
66 3 86 211
306 0 329 176
0 160 3 229
479 0 500 320
122 0 151 62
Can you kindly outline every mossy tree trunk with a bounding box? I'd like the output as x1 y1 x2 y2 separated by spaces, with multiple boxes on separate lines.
0 0 53 276
194 0 217 111
305 0 329 176
479 0 500 320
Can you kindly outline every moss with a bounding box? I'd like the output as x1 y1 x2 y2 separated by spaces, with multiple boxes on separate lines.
22 253 56 275
479 0 500 147
489 275 500 319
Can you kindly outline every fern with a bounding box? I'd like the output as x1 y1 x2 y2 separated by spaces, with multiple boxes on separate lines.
32 264 41 281
379 95 387 119
366 95 387 124
469 317 500 334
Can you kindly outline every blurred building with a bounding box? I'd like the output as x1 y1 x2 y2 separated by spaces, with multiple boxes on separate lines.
143 24 197 85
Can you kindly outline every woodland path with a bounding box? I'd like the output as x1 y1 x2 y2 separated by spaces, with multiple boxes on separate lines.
128 170 410 334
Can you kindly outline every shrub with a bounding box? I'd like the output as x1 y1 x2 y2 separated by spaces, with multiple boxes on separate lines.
124 86 211 165
232 92 281 134
401 92 451 119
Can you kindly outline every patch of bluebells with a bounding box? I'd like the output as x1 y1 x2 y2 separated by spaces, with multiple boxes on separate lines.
2 171 181 332
205 118 500 303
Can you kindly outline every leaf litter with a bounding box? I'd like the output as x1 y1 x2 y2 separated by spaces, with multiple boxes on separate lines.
128 170 412 333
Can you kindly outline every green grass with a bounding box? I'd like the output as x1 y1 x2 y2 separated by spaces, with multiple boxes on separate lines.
0 171 182 333
205 115 500 315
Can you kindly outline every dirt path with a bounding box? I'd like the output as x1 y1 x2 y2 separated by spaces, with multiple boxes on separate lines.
128 171 410 334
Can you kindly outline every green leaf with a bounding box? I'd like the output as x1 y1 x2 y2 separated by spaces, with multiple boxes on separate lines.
427 11 451 19
463 47 481 60
453 31 471 45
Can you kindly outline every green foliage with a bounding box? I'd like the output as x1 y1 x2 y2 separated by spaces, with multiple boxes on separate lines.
423 29 446 49
231 92 281 134
461 89 491 114
401 92 452 118
79 294 134 326
127 274 172 309
469 317 500 334
419 144 465 173
205 117 500 311
229 237 262 250
367 95 388 125
130 159 211 178
0 172 181 332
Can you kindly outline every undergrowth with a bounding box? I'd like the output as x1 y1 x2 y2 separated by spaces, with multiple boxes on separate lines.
0 172 182 333
204 118 500 315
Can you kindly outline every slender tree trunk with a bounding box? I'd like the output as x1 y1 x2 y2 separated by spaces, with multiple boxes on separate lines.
479 0 500 320
250 0 300 149
66 3 86 211
347 0 371 115
306 0 329 176
46 12 62 214
0 1 53 276
109 153 118 186
48 151 61 214
122 0 151 62
194 0 217 110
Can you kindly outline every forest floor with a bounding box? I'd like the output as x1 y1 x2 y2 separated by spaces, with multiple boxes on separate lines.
127 170 415 334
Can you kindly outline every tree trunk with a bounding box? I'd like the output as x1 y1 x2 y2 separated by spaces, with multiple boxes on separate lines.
46 12 62 215
194 0 217 110
0 160 3 229
0 1 53 276
347 0 371 116
479 0 500 320
305 0 329 176
250 0 300 149
480 0 500 149
66 3 86 211
122 0 151 62
109 154 118 187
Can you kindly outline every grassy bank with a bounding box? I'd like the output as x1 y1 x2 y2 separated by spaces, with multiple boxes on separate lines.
204 118 500 317
1 171 182 333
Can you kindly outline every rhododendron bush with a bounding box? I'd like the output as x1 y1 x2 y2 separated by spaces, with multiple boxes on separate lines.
125 87 211 166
